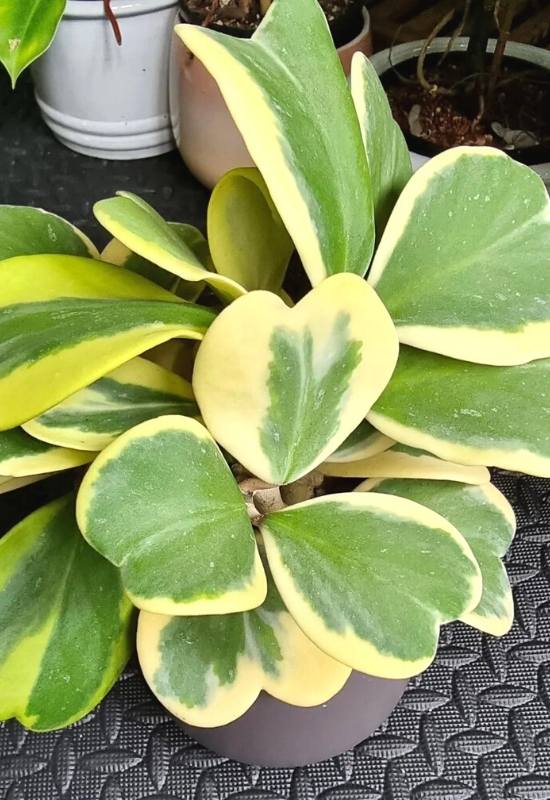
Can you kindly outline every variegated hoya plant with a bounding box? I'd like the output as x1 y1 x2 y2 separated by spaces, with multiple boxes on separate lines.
1 0 549 732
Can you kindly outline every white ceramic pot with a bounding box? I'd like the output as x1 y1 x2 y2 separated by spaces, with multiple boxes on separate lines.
32 0 179 160
370 37 550 186
170 9 373 188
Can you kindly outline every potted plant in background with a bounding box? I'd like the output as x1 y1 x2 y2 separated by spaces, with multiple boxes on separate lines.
370 0 550 183
170 0 373 187
2 0 550 768
0 0 178 159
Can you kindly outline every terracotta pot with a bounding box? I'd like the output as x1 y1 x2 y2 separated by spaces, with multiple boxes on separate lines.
370 37 550 186
32 0 178 160
170 9 373 188
182 671 408 767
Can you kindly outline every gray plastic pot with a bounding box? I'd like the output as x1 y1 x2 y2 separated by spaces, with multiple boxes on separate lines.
182 671 408 767
370 37 550 186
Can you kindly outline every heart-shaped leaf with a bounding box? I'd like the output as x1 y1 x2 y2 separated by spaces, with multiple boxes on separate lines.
77 416 266 615
0 206 98 260
193 273 398 485
0 254 214 430
369 148 550 365
261 492 482 678
351 54 412 236
369 345 550 477
208 168 293 293
102 222 209 301
138 572 350 727
359 479 515 635
95 193 245 303
176 0 374 286
325 419 394 465
322 443 490 484
0 0 65 86
23 357 198 452
0 495 133 731
0 428 94 477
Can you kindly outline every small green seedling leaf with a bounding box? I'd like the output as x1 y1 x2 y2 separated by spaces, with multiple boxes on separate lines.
208 168 294 293
261 492 482 678
77 416 266 615
359 478 515 635
176 0 374 286
370 147 550 365
23 357 198 452
138 572 350 727
0 254 214 430
0 495 133 731
369 346 550 477
193 273 398 485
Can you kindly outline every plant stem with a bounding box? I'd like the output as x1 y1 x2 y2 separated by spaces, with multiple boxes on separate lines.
487 0 518 108
103 0 122 45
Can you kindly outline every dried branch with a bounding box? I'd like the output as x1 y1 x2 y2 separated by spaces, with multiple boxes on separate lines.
416 8 457 95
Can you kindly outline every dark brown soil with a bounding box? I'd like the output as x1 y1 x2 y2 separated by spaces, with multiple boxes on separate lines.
180 0 362 36
384 54 550 164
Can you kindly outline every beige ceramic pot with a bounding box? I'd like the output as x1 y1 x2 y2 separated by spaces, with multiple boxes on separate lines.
170 8 372 188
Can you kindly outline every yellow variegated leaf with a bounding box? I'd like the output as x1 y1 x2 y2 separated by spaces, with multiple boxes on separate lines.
193 273 398 485
77 416 266 615
0 428 94 477
176 0 374 286
95 192 246 303
23 357 198 452
262 492 482 679
322 443 490 484
208 167 294 292
0 254 214 430
359 478 515 636
138 572 350 727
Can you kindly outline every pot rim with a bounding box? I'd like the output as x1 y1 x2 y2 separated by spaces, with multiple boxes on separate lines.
63 0 178 20
176 5 370 51
370 36 550 75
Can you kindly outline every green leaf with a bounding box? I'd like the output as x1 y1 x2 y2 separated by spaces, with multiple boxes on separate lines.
102 222 209 301
369 346 550 477
0 253 215 430
0 206 97 259
194 273 398 485
175 0 374 286
95 192 245 303
325 419 394 464
208 168 294 293
138 572 350 727
351 54 412 236
369 147 550 365
0 428 94 477
23 357 198 452
77 416 266 615
0 0 65 87
0 495 133 731
359 478 515 635
261 492 482 678
322 443 490 484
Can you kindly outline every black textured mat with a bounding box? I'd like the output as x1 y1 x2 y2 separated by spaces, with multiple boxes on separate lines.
2 72 550 800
